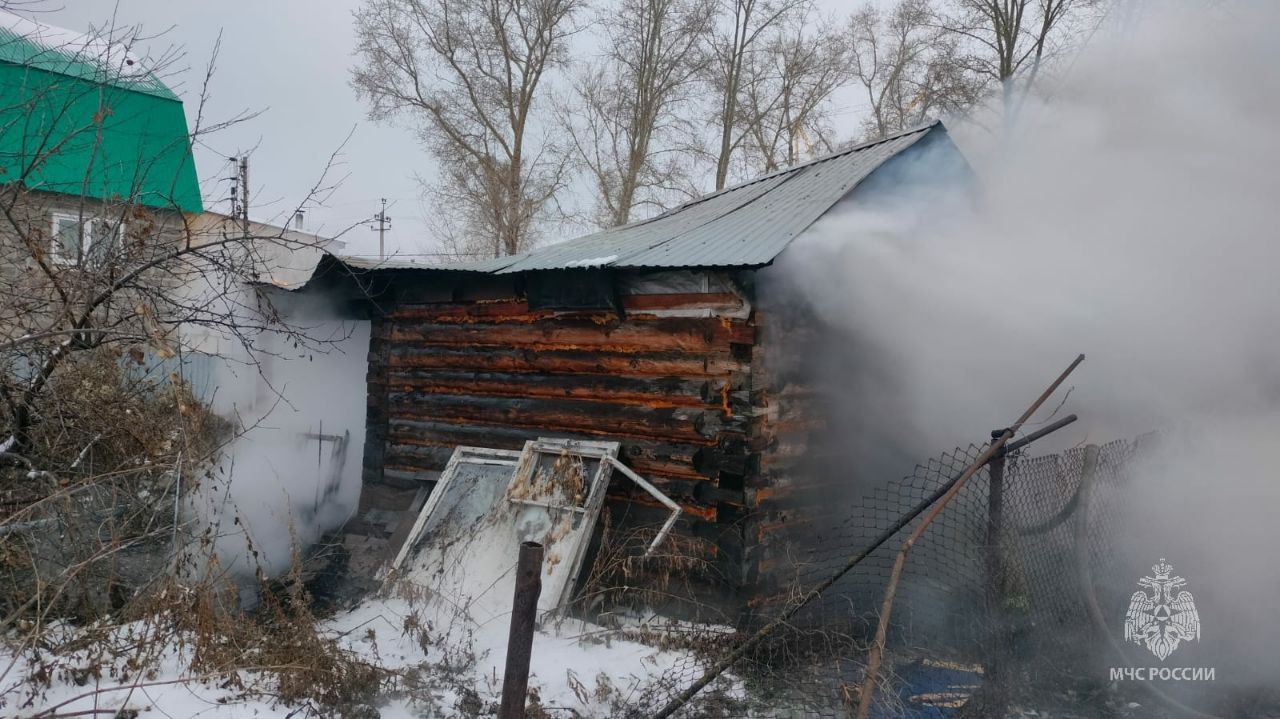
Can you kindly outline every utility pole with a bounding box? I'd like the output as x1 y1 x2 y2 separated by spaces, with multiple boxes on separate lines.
228 156 251 238
371 198 391 259
239 156 250 238
227 157 240 221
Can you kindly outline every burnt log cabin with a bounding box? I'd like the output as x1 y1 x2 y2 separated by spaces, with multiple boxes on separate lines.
301 122 972 622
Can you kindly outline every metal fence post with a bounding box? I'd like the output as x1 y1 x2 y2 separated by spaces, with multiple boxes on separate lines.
985 430 1010 716
499 541 544 719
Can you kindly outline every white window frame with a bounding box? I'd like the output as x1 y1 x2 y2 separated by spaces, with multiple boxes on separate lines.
50 212 85 265
49 212 126 266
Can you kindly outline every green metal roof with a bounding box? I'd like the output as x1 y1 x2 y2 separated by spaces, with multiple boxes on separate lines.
0 11 201 212
0 11 176 99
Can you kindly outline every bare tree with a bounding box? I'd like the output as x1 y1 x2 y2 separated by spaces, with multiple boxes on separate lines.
0 24 335 451
737 9 849 174
351 0 583 257
704 0 811 190
568 0 716 228
847 0 985 141
942 0 1102 121
0 14 351 638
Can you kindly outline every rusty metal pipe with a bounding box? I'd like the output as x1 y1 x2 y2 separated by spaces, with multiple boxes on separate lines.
853 353 1085 719
1005 413 1078 452
499 541 544 719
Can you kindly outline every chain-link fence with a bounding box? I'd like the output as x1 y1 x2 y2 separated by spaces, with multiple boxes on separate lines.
622 434 1149 719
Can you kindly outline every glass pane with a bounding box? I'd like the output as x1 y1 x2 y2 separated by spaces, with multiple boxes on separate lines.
87 219 114 266
54 217 81 261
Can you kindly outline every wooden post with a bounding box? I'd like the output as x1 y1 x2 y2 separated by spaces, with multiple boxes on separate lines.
498 541 543 719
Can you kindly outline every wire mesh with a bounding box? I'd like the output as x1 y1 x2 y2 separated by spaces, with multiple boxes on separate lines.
621 436 1147 719
1000 438 1143 699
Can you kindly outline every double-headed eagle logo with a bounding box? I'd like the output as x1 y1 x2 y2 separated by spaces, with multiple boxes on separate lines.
1124 558 1200 660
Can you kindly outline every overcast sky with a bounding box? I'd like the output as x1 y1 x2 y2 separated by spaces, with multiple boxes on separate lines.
43 0 864 259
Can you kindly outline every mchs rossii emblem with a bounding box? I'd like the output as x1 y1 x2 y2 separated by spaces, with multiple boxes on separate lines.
1124 559 1200 661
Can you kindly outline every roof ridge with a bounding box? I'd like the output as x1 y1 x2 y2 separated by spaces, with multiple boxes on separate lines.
519 121 944 265
658 121 941 216
605 148 823 265
612 122 942 267
0 9 178 100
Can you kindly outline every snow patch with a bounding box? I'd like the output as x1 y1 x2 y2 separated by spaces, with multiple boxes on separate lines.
564 255 618 268
0 9 153 82
3 595 720 718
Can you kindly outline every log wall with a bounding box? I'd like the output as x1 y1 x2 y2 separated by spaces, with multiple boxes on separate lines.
360 269 765 614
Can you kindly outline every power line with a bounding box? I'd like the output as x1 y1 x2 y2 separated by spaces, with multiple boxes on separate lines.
321 195 419 208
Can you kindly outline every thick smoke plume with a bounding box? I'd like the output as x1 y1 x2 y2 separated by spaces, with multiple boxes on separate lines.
780 0 1280 690
190 290 369 585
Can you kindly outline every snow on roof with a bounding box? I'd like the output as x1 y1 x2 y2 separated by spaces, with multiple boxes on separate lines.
0 9 176 100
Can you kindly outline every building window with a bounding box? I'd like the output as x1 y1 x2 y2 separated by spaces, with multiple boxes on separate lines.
50 212 125 266
51 213 82 263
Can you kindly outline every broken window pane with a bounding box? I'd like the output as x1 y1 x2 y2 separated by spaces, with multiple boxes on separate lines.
392 439 620 618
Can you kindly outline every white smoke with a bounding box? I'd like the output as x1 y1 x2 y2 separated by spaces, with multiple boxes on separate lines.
779 0 1280 688
189 289 369 583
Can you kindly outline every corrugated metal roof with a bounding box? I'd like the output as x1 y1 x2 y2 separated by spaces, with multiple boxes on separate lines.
340 254 526 273
496 122 942 273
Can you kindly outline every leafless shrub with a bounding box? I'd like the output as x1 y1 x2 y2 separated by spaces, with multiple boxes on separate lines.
5 557 390 718
573 511 736 628
0 352 231 627
376 576 503 716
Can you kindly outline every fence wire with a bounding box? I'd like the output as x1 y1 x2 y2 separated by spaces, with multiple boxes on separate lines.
624 436 1146 719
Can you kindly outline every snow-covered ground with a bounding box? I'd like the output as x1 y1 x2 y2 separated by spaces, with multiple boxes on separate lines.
2 595 716 718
